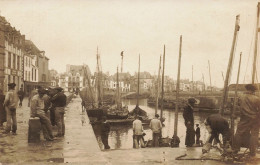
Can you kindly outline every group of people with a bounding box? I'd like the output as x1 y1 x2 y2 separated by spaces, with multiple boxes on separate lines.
132 114 162 148
183 84 260 158
0 83 67 141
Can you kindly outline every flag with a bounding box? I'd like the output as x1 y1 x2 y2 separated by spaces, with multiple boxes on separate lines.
121 51 124 57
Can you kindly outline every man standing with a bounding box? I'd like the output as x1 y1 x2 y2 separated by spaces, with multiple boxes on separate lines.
31 88 55 141
133 116 145 148
202 114 231 153
3 83 18 134
100 116 110 149
51 87 67 137
149 114 162 147
183 98 196 147
17 87 24 106
233 84 260 157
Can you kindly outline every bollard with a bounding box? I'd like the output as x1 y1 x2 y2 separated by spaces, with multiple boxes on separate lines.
28 117 41 143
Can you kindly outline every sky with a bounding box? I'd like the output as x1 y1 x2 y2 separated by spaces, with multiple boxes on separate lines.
0 0 259 87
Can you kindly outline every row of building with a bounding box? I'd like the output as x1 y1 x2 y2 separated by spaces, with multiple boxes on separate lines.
51 64 217 94
0 16 50 95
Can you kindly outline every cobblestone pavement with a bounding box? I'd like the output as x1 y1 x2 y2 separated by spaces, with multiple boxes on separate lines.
0 96 259 164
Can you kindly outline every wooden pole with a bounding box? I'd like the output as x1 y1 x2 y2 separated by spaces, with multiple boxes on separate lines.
252 3 260 84
220 15 240 116
160 45 165 118
155 55 162 115
116 66 120 109
222 71 225 82
208 60 212 95
231 52 242 146
174 36 182 136
137 54 140 106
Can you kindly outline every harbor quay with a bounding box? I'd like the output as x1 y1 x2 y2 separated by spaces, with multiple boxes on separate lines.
0 96 259 164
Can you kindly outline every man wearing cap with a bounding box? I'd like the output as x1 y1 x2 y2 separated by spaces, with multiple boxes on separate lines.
183 98 196 147
149 114 162 147
30 88 55 141
233 84 260 157
50 87 67 137
133 116 145 148
3 83 19 134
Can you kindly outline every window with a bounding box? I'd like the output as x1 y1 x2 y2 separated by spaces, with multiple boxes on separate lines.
8 75 10 84
42 74 46 82
43 61 45 71
25 71 27 81
32 68 34 81
26 57 28 67
13 54 16 69
8 52 11 67
17 56 20 70
28 71 30 81
35 69 36 81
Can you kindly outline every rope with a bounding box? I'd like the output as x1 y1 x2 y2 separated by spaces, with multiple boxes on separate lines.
243 14 256 83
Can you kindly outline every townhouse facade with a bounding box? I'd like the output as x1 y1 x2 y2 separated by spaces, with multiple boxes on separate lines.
0 16 25 93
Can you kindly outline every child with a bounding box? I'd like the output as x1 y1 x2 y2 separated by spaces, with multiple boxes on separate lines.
195 124 200 145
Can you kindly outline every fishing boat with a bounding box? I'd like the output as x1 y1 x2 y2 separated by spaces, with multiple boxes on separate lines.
80 47 108 118
106 67 129 119
128 55 149 120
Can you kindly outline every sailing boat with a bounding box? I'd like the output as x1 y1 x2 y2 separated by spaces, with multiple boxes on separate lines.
106 67 129 119
81 47 108 118
129 55 149 119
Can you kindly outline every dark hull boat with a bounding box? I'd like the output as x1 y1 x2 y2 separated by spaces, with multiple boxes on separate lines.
106 105 129 119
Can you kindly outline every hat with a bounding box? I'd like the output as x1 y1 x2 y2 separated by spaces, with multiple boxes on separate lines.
54 87 63 92
155 114 159 118
188 98 197 104
245 84 257 92
8 83 16 87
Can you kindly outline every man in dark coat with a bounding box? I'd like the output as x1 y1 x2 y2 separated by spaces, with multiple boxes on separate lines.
233 84 260 157
17 87 24 106
183 98 196 147
202 114 231 153
50 87 67 137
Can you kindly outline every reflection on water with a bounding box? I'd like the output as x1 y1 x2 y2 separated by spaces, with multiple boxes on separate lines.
93 99 237 150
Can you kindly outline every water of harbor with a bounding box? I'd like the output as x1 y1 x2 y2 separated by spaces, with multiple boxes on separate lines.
93 99 238 150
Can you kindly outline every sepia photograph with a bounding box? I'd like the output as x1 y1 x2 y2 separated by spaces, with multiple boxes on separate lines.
0 0 259 164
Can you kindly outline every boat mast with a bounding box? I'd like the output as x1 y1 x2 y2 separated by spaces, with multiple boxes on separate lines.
231 52 242 146
252 3 260 84
121 51 124 73
155 55 162 115
116 66 121 109
160 45 165 118
220 15 240 116
208 60 212 95
174 35 182 137
136 54 140 107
